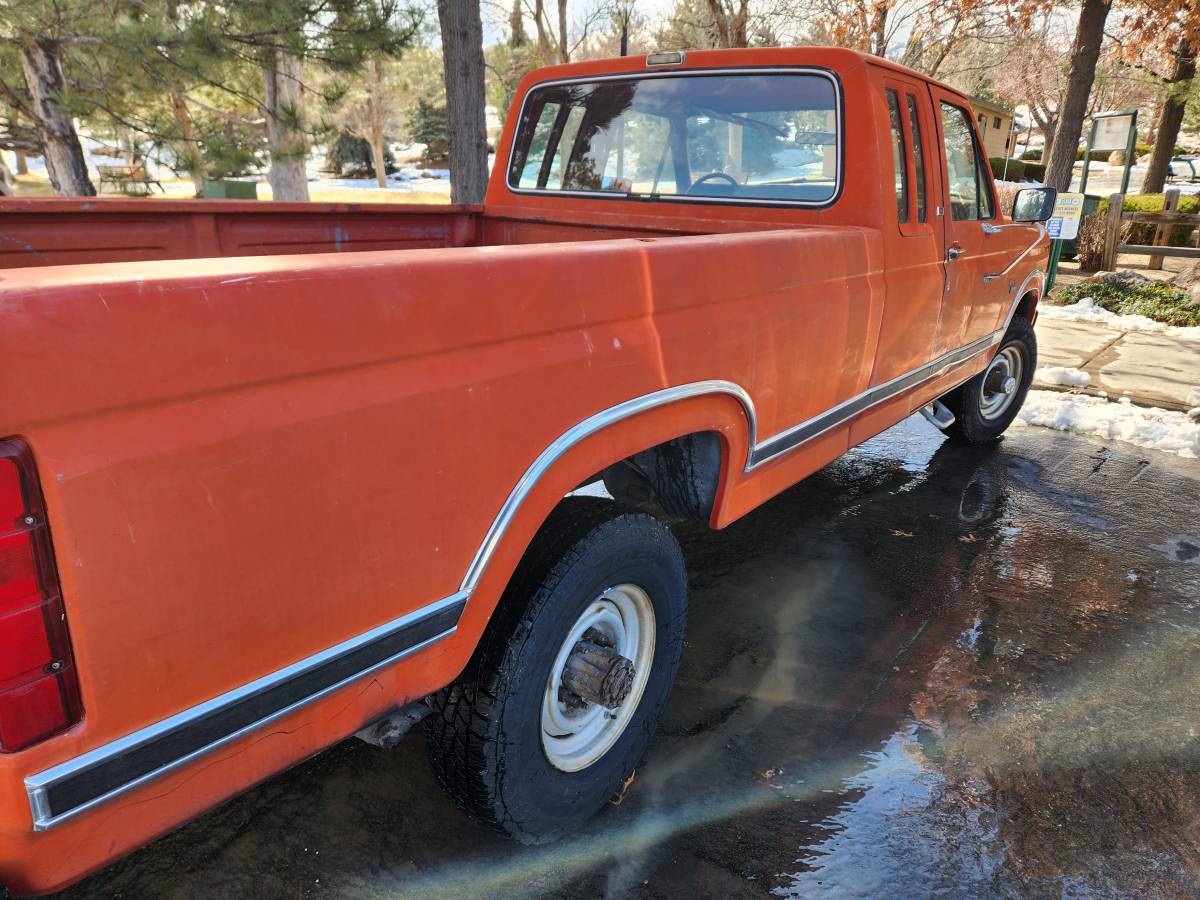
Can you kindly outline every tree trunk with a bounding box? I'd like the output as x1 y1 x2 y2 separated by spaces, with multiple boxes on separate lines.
704 0 749 48
1143 39 1195 194
557 0 569 63
368 59 388 189
19 39 94 196
533 0 552 63
1041 125 1055 165
14 150 28 175
263 50 310 202
170 92 206 196
731 0 749 47
869 5 889 57
438 0 489 204
1043 0 1111 191
510 0 527 46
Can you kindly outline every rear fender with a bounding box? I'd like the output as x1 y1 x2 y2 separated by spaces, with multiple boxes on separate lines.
445 388 753 667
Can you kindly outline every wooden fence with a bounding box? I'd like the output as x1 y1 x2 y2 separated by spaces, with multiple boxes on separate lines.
1101 188 1200 271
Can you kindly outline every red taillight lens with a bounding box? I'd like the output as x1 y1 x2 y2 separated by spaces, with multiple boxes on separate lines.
0 440 81 752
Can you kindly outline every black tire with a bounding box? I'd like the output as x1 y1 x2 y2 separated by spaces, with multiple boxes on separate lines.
424 497 687 844
942 317 1036 444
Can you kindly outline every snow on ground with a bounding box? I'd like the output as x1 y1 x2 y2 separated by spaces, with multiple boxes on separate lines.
1035 366 1092 387
323 164 452 195
1014 390 1200 459
1039 297 1200 341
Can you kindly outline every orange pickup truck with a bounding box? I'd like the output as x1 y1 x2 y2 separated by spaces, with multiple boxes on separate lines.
0 48 1053 895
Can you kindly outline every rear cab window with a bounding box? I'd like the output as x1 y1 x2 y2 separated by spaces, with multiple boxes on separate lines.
507 70 842 206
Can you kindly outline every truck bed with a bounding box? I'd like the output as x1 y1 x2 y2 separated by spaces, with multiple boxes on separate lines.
0 198 737 270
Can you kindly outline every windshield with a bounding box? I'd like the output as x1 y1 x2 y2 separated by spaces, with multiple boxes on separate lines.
507 71 841 205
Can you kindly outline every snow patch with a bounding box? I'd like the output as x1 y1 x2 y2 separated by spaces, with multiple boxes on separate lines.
1040 297 1200 341
1189 386 1200 407
1035 366 1092 387
1014 390 1200 458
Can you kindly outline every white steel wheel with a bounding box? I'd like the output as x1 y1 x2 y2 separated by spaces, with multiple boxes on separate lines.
979 345 1024 421
541 583 656 773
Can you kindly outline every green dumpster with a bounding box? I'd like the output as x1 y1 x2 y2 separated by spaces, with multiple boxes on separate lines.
201 179 258 200
1059 194 1100 260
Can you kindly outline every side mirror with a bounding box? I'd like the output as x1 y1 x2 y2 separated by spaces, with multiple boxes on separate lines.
1011 186 1057 223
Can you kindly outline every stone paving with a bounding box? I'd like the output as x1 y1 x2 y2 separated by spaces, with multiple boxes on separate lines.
1035 316 1200 410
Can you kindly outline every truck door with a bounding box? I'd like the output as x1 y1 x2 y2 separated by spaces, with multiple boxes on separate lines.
866 72 946 386
928 89 1017 355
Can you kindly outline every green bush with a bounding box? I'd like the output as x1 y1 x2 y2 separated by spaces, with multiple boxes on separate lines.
990 157 1024 180
408 98 449 163
1075 147 1111 162
1023 162 1046 182
1134 141 1152 158
1020 148 1043 161
1053 280 1200 327
325 132 395 178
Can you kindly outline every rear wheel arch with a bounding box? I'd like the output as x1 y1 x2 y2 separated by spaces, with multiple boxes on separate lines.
600 430 725 523
450 387 751 657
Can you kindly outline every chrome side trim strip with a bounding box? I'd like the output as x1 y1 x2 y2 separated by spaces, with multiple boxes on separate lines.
463 328 1002 593
460 381 758 595
26 592 467 830
747 331 996 465
1001 268 1045 333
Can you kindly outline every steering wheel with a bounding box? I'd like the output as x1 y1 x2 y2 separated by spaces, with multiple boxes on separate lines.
688 172 739 194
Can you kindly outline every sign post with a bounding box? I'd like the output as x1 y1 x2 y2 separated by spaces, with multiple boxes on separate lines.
1045 192 1085 291
1078 110 1138 195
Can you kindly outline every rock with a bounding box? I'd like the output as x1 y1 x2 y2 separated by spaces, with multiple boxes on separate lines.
1108 150 1126 165
1084 270 1152 289
1167 261 1200 289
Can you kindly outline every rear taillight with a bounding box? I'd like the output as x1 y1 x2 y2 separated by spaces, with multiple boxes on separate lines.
0 438 81 751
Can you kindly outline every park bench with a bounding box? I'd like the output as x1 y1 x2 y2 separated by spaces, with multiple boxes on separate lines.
1166 156 1200 184
97 163 164 195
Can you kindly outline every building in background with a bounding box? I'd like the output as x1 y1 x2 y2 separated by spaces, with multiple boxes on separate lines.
970 97 1015 158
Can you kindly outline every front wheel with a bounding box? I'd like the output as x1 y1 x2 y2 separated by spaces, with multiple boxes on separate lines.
424 497 687 843
942 317 1036 444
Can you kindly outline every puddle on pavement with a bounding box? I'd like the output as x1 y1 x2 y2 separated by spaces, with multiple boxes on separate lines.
63 418 1200 900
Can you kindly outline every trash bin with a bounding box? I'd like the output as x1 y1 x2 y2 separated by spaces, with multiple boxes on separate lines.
201 179 258 200
1059 193 1100 260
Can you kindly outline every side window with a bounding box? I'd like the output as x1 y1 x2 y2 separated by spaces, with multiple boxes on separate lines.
885 90 908 223
941 103 995 221
905 94 927 224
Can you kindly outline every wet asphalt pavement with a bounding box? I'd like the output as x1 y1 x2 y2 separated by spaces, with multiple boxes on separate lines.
61 417 1200 900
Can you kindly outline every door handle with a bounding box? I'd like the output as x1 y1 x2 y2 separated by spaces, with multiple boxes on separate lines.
947 243 965 261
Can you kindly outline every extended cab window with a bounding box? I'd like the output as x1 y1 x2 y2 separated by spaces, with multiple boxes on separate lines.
885 90 908 223
940 103 994 221
905 94 927 223
508 71 840 205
